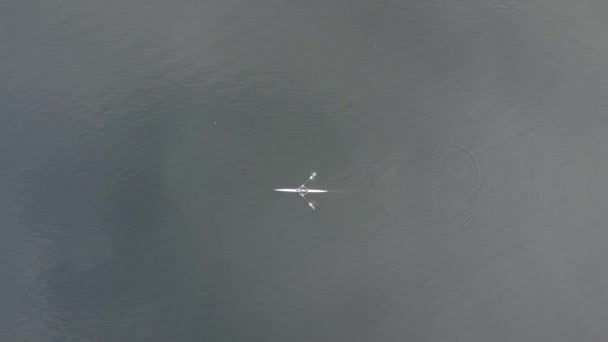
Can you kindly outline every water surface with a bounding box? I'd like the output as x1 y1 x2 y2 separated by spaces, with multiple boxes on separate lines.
2 0 608 340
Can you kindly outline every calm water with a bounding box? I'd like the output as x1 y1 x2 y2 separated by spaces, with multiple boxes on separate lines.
2 0 608 341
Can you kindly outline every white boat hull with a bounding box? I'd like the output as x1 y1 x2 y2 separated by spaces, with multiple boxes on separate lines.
274 189 327 193
274 173 327 209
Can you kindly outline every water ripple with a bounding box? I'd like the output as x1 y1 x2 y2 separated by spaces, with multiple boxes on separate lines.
366 159 400 225
402 144 487 230
535 128 608 227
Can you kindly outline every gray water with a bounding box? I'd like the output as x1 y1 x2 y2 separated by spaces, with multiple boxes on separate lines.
2 0 608 341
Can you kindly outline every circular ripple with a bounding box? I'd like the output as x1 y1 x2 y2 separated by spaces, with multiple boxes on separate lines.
402 145 487 230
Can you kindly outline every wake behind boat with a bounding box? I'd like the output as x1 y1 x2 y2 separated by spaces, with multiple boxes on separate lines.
274 172 327 209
